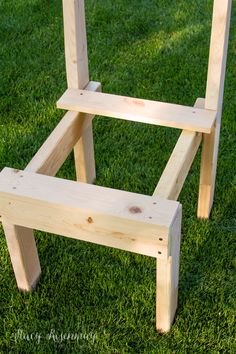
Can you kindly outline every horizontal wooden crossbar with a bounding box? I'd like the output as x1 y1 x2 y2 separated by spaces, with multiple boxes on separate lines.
0 168 181 259
57 85 216 133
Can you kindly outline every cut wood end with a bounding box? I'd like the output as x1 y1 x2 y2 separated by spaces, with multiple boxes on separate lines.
18 272 41 292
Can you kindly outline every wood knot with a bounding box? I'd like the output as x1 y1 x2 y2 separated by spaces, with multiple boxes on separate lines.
129 206 142 214
87 217 93 224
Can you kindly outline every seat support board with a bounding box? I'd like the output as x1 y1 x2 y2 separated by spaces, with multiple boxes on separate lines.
0 168 181 260
57 87 216 133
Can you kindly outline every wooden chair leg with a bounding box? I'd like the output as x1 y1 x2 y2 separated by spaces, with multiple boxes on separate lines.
198 124 218 218
2 220 41 291
74 81 102 184
63 0 97 184
197 0 232 218
74 122 96 183
156 206 182 332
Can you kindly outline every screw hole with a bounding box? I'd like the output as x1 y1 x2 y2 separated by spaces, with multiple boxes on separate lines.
153 202 157 205
192 111 196 114
87 217 93 224
158 251 162 255
13 187 16 189
80 93 83 96
149 216 152 219
159 238 163 241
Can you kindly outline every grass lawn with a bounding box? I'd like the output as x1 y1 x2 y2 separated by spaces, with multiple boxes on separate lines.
0 0 236 353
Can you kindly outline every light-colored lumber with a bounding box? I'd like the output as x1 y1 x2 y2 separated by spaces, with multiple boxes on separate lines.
0 0 231 334
73 82 101 183
2 82 100 292
1 221 41 292
74 121 96 183
153 98 205 200
198 0 232 218
62 0 89 89
154 97 204 331
26 81 101 176
156 205 182 332
57 88 216 133
0 168 180 259
63 0 96 184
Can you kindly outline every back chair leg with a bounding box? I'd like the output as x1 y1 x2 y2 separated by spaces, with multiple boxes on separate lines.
198 0 232 218
63 0 97 184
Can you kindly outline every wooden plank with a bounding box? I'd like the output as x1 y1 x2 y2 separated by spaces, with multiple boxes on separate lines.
156 205 182 332
62 0 89 89
57 88 216 133
0 168 180 259
2 1 97 293
153 98 205 200
73 83 101 183
62 0 96 183
74 121 96 183
198 0 232 218
6 80 99 292
26 81 101 176
1 221 41 291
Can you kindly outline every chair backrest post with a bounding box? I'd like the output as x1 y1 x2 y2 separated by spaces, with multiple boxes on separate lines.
198 0 232 219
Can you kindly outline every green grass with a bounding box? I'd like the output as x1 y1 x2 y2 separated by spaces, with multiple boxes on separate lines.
0 0 236 353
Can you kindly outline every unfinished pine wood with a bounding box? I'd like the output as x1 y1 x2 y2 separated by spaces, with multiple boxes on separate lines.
0 0 231 334
73 82 101 183
156 205 182 332
26 81 101 176
0 168 181 259
198 0 232 218
62 0 89 89
2 82 100 292
154 98 205 200
74 121 96 183
1 221 41 292
57 88 216 133
63 0 96 184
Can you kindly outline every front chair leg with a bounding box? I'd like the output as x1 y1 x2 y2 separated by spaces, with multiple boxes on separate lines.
156 206 182 332
2 219 41 292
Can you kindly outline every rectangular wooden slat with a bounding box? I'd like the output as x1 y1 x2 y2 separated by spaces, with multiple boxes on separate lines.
0 168 180 259
57 88 216 133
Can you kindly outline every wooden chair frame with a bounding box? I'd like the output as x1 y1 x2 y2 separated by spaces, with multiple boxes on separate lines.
0 0 232 333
